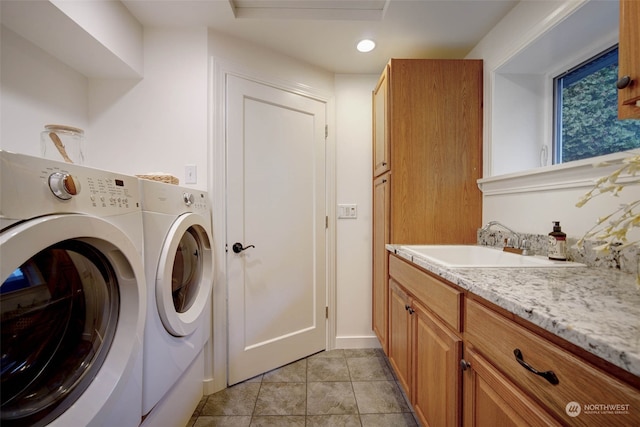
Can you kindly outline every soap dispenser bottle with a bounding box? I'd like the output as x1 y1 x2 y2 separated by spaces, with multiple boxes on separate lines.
548 221 567 261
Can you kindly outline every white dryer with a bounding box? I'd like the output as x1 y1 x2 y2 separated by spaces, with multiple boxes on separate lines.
139 179 213 425
0 150 146 427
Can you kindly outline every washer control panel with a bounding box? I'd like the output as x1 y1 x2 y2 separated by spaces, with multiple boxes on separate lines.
1 150 141 219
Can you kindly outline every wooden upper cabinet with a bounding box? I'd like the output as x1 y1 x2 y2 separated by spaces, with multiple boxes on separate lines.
373 64 390 177
383 59 483 244
619 0 640 119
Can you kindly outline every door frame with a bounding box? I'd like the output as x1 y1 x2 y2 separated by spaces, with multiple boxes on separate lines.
207 57 336 393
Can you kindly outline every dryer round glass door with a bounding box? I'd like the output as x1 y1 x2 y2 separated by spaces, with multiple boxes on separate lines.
0 215 145 427
156 213 212 337
172 228 201 313
1 241 118 426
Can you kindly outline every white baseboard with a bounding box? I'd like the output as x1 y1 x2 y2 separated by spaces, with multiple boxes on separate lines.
202 378 216 395
334 335 381 349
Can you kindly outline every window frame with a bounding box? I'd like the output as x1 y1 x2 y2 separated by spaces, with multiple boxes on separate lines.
552 44 622 164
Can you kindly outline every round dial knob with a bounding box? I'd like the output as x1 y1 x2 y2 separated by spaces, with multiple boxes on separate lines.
48 172 80 200
183 192 195 206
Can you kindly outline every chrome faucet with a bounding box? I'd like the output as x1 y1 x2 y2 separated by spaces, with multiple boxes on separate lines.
480 221 531 254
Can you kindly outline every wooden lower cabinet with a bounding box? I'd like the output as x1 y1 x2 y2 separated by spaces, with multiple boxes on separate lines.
388 279 412 395
465 298 640 426
385 254 640 426
462 347 560 427
414 302 462 427
388 266 462 427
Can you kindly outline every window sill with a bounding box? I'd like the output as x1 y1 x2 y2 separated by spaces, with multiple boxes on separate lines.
477 150 636 196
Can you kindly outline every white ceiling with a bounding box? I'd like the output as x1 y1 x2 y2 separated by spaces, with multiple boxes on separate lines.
121 0 519 74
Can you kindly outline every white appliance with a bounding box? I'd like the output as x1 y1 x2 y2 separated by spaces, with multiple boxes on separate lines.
139 179 213 425
0 150 146 427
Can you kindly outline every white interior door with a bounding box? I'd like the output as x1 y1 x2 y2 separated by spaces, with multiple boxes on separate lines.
226 74 327 385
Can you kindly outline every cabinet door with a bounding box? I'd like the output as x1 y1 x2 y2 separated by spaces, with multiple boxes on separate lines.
462 348 561 427
388 279 412 398
413 302 462 427
618 0 640 119
389 59 482 244
373 64 390 177
372 173 391 352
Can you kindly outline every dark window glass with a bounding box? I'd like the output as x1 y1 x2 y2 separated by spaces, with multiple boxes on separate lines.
554 46 640 163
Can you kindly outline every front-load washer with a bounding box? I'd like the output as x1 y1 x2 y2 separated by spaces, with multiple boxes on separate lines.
139 179 213 425
0 150 146 427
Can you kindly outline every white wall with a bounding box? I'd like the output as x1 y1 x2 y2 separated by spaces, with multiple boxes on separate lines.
334 74 379 348
2 20 380 396
0 25 207 185
206 28 342 392
51 0 144 75
203 38 379 352
1 26 89 156
467 0 640 239
88 27 209 186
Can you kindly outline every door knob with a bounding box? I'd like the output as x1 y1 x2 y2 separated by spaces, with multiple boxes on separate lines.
232 242 255 253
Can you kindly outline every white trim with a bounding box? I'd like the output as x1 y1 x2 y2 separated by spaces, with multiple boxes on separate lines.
478 150 638 196
483 0 620 178
207 56 228 394
492 1 587 72
325 99 338 352
208 56 336 391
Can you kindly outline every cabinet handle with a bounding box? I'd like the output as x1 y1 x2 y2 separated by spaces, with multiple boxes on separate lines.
405 304 410 311
513 348 559 385
460 359 471 371
382 162 387 166
617 75 632 90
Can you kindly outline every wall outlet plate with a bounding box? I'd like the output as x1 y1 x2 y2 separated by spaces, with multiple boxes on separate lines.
338 204 357 219
185 164 197 184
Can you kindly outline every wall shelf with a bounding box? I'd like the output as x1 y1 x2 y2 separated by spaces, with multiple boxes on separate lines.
1 0 143 79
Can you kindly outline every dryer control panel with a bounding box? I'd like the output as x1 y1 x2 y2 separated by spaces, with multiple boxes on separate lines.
1 150 142 220
139 178 209 215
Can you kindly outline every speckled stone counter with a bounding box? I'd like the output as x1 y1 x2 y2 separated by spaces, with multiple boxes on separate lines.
387 244 640 378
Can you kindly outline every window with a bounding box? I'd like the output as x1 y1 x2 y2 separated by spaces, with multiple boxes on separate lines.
553 46 640 164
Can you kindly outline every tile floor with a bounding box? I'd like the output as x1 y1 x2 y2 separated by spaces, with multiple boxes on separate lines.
187 348 420 426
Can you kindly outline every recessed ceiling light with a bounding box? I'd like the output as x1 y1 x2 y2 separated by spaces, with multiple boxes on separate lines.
357 39 376 53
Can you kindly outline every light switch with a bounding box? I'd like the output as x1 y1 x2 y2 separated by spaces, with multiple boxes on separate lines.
185 164 197 184
338 204 357 219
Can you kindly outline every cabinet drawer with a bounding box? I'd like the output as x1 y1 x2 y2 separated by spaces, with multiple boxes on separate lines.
465 299 640 425
389 255 461 331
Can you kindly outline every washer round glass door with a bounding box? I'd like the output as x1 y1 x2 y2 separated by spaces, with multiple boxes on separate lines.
156 213 212 337
0 215 145 427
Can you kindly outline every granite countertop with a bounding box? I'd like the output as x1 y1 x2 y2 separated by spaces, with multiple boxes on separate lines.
387 244 640 378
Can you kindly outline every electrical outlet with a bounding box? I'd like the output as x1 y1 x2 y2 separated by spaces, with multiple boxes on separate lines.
185 164 197 184
338 204 357 219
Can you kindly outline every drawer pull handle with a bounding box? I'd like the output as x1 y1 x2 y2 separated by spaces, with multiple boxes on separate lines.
513 348 559 385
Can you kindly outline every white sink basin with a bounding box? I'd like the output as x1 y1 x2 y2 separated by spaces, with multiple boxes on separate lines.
400 245 585 268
